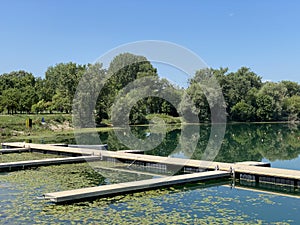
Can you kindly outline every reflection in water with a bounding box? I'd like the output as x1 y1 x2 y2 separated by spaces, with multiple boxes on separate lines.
1 123 300 224
220 123 300 162
145 123 300 164
8 123 300 165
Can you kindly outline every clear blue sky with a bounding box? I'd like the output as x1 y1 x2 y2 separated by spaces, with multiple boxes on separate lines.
1 0 300 84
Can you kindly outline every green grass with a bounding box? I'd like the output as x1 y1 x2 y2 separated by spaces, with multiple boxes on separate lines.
0 114 72 138
146 114 182 124
0 113 181 142
0 114 117 143
0 114 72 127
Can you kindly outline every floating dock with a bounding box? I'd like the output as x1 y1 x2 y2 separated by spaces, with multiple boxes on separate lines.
44 170 230 203
0 156 100 172
2 142 300 195
68 144 108 150
118 149 145 154
0 148 30 154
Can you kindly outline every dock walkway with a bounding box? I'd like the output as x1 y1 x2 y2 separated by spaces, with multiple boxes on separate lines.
2 142 300 188
0 156 100 171
0 148 30 154
44 170 230 203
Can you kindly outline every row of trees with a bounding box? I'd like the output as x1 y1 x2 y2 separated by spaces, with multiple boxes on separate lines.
0 63 86 114
187 67 300 122
0 53 300 123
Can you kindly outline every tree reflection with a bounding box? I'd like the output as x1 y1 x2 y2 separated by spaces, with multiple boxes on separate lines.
103 123 300 162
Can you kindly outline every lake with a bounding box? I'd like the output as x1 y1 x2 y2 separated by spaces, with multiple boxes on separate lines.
1 123 300 224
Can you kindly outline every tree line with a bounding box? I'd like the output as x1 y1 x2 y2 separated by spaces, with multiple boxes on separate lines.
0 53 299 123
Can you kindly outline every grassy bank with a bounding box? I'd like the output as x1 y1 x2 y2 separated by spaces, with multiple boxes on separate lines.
146 114 182 124
0 113 182 143
0 114 72 140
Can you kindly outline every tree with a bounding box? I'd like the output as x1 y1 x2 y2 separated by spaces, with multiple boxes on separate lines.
256 94 275 121
45 62 86 113
222 67 262 119
19 86 38 113
34 77 52 102
97 53 159 124
0 95 4 113
184 68 227 122
256 82 287 121
73 63 107 127
2 88 21 114
0 70 36 114
281 81 300 97
231 100 255 122
51 91 71 113
184 81 209 121
142 78 182 117
283 95 300 121
31 99 47 114
110 75 181 125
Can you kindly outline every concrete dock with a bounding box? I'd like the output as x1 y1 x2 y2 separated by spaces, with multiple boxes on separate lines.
44 170 230 203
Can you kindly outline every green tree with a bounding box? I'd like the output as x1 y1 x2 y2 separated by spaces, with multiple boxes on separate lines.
256 82 287 121
45 62 86 113
19 86 38 113
109 71 183 125
283 95 300 121
184 81 209 122
0 70 36 114
0 95 3 113
97 53 158 124
31 99 47 114
73 63 107 127
281 81 300 97
142 79 182 117
51 91 71 113
34 77 52 102
2 88 21 114
223 67 262 119
231 100 255 121
183 68 226 122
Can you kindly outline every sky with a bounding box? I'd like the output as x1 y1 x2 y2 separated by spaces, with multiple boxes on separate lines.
1 0 300 85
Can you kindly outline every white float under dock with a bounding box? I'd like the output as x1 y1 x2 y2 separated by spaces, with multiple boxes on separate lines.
44 170 230 203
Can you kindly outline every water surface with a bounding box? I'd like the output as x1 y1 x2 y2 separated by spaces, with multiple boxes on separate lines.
1 123 300 224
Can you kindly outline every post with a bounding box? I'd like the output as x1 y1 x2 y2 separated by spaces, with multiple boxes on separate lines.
26 118 32 128
255 175 259 183
294 179 298 188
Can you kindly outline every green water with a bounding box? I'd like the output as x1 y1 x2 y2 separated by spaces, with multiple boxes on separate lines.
1 123 300 224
